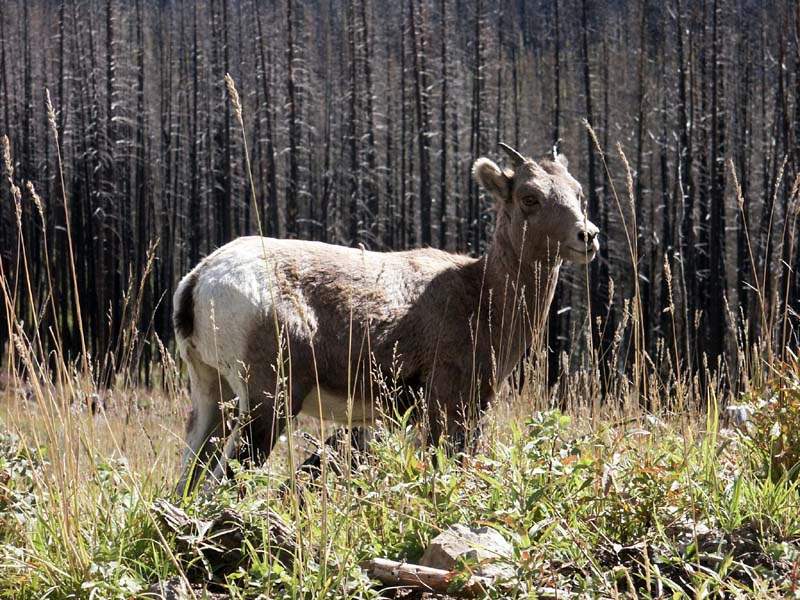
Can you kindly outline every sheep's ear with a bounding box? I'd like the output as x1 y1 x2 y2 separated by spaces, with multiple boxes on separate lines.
472 158 511 204
555 154 569 170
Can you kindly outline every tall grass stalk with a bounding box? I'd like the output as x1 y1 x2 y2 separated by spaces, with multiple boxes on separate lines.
45 89 88 375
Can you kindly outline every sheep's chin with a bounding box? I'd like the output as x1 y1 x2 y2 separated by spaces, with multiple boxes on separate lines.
561 245 598 264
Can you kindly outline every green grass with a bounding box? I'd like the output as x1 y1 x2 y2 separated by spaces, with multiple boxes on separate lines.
1 358 799 599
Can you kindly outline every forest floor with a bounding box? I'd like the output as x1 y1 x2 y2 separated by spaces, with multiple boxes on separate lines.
1 359 800 599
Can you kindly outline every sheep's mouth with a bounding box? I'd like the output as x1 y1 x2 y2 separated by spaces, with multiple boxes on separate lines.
562 244 598 264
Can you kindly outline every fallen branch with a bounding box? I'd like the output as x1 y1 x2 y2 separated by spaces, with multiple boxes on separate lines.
361 557 580 599
361 557 494 597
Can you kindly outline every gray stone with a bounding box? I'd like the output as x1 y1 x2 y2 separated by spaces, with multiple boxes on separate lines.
420 524 514 580
143 577 229 600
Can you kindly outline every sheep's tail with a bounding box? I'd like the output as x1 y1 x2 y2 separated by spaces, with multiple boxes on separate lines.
173 270 199 342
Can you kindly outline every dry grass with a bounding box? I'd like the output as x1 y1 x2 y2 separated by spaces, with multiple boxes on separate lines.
0 386 186 483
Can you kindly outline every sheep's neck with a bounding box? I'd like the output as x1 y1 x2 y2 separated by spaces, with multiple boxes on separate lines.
478 236 561 380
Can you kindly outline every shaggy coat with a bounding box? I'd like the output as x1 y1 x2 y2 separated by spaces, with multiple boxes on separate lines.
174 145 600 491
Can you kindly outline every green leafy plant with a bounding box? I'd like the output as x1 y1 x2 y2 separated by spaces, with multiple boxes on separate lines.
735 352 800 481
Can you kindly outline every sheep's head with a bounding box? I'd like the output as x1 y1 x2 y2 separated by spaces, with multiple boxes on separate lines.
473 143 600 266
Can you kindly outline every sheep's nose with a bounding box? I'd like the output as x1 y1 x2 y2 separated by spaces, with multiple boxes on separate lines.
577 229 596 244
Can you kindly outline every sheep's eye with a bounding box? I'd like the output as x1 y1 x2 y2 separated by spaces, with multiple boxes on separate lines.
522 195 540 207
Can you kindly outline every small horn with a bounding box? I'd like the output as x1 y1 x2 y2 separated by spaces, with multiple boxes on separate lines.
499 142 525 167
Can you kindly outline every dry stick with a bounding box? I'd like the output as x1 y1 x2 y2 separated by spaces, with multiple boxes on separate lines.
362 558 494 598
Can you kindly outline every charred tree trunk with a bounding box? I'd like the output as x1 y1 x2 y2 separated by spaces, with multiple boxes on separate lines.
409 0 432 247
285 0 299 238
676 0 696 369
707 0 727 369
581 0 606 396
347 1 360 244
547 0 563 389
468 0 484 254
634 1 651 355
438 0 448 249
359 0 378 244
255 3 279 238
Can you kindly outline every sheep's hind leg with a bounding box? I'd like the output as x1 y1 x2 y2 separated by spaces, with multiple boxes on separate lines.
211 371 312 481
176 356 232 495
279 427 375 499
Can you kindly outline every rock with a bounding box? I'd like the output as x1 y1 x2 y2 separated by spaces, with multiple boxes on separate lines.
420 524 514 580
143 576 229 599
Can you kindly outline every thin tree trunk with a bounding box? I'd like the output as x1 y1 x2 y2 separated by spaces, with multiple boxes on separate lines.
359 0 378 244
347 1 360 244
547 0 564 389
255 2 279 238
634 0 650 356
469 0 484 253
438 0 448 249
409 0 432 247
707 0 727 366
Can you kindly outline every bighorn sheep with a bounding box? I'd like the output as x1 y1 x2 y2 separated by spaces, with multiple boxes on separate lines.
174 144 600 492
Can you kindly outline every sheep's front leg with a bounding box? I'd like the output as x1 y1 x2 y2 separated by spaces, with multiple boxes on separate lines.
426 363 491 458
425 369 471 456
428 406 470 455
